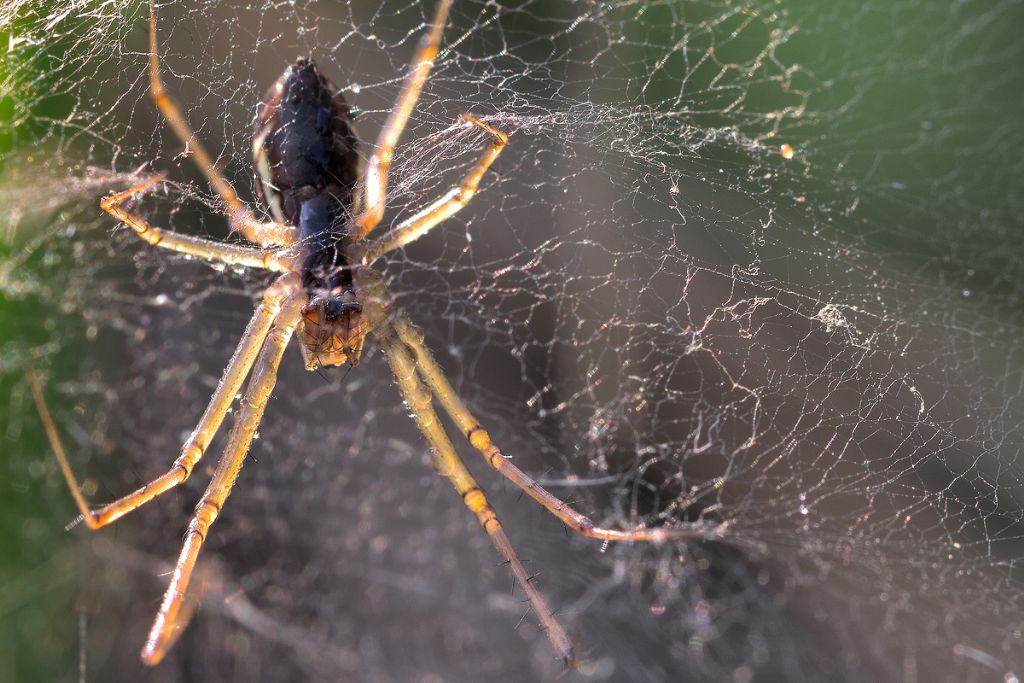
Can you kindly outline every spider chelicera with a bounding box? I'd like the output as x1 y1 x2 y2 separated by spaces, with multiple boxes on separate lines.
29 0 703 667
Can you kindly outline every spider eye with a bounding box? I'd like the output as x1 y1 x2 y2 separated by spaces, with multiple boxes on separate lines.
323 299 344 320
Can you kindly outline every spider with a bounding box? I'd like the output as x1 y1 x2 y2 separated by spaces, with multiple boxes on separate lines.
30 0 702 667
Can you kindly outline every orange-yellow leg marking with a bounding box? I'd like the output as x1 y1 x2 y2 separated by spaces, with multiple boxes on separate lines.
101 174 294 271
354 115 508 264
371 316 576 667
353 0 454 240
372 285 705 544
146 0 294 247
80 274 300 530
142 290 303 665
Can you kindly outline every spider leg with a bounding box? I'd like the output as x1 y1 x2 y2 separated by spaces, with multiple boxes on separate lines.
359 272 708 544
102 174 295 272
352 0 454 241
146 0 295 247
372 318 575 667
24 364 96 523
353 115 508 264
142 288 304 666
30 274 300 530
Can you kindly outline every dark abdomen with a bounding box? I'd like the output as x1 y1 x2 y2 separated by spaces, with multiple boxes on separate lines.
253 58 361 295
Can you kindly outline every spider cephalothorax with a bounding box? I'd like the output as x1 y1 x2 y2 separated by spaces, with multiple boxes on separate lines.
299 291 364 368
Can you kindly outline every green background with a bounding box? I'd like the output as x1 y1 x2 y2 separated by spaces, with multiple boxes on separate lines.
2 0 1023 680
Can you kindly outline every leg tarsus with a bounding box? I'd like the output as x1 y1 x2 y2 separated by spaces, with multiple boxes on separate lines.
24 364 104 530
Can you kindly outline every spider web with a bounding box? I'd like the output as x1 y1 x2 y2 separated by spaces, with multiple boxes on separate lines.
2 0 1024 680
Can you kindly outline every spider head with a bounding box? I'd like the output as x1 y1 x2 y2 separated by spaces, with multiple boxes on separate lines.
299 292 365 369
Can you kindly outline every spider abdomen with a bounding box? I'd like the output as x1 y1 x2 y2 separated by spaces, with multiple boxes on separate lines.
253 58 361 234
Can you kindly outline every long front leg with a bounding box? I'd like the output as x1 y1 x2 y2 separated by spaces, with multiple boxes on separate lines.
353 115 508 264
101 175 294 272
146 0 294 247
142 291 303 665
32 273 300 530
373 320 576 667
377 300 710 543
353 0 454 240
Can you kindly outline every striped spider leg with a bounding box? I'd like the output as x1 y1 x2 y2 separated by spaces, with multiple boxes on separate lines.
28 271 300 533
353 113 509 264
358 275 576 665
23 277 305 665
354 267 710 666
383 290 707 545
144 0 294 247
353 0 455 240
141 287 305 662
100 174 295 272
